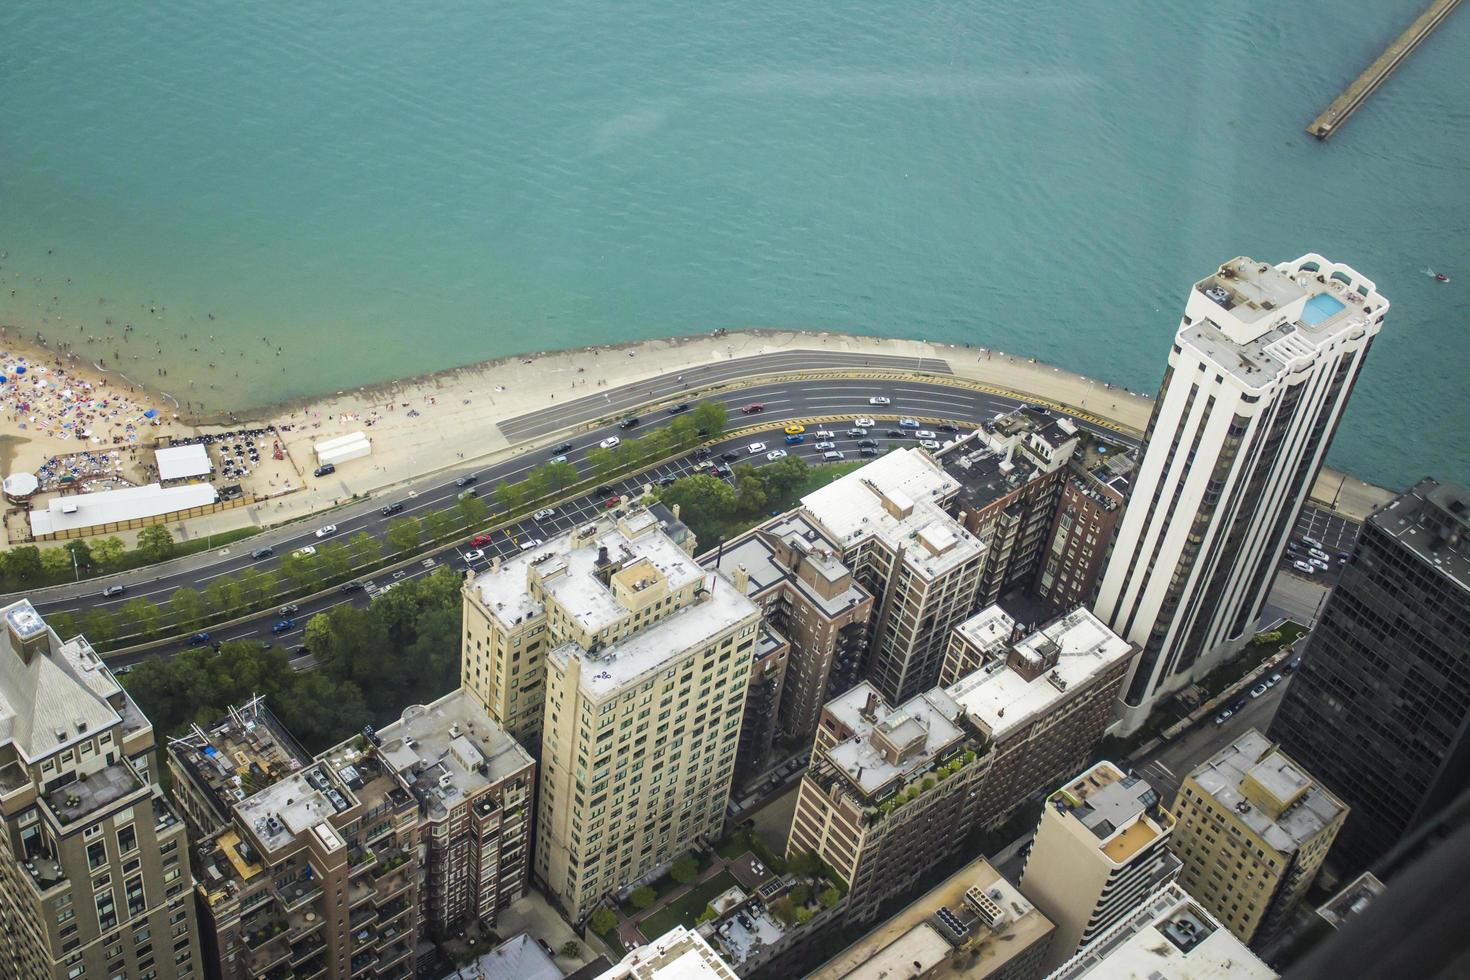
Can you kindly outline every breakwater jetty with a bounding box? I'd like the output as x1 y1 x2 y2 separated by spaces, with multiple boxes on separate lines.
1308 0 1462 139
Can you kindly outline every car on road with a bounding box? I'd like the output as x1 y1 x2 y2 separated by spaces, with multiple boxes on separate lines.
532 508 557 521
822 450 845 461
113 664 133 676
784 433 804 444
339 581 364 593
859 447 878 457
899 418 919 429
855 416 876 428
915 429 937 439
858 438 878 448
1267 672 1283 687
694 447 712 459
595 485 616 496
784 424 805 435
1250 682 1268 699
251 546 275 559
657 475 677 487
187 632 212 647
747 442 767 454
814 441 836 450
599 436 621 449
380 502 404 516
279 604 300 616
470 533 493 547
1291 560 1316 574
667 403 690 414
846 428 868 437
919 439 941 450
520 538 545 550
740 403 765 414
455 475 478 487
463 548 485 562
551 441 575 455
719 450 740 462
937 423 959 433
313 463 336 478
709 465 731 477
1214 709 1233 726
315 525 338 538
766 450 788 461
272 619 296 634
815 429 835 439
294 545 318 558
102 584 126 598
869 396 891 405
549 454 569 464
618 416 640 430
1230 697 1247 712
886 429 905 438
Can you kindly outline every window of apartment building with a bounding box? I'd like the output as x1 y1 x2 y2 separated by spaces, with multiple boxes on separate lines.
96 891 118 931
87 839 108 869
117 823 137 855
126 876 148 918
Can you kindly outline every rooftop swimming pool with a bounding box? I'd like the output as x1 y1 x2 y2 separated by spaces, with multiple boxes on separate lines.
1301 292 1347 325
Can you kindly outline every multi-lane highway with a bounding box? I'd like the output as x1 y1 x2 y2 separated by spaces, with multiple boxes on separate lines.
19 353 1355 669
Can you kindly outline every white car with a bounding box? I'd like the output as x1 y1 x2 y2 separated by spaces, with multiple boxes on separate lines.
1250 683 1268 698
463 548 485 562
294 545 318 558
532 508 556 521
549 454 568 464
1291 560 1316 574
919 440 941 450
599 436 621 449
315 524 337 538
869 396 891 405
747 442 767 455
916 429 937 439
855 417 876 428
814 441 836 450
1308 547 1330 562
1301 536 1323 549
766 450 788 461
519 538 544 551
815 430 835 439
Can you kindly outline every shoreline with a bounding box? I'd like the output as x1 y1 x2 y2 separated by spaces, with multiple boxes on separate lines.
0 328 1395 544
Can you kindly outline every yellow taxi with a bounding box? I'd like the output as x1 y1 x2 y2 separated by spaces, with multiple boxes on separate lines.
784 424 806 435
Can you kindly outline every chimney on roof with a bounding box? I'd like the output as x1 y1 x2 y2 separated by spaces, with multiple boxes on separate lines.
732 563 750 593
860 690 878 723
671 502 681 521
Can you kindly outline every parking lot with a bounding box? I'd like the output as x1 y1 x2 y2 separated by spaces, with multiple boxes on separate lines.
1279 506 1361 585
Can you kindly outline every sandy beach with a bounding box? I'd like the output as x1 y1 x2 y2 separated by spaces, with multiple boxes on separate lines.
0 328 1393 546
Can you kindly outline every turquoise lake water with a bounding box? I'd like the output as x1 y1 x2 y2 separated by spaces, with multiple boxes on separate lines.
1 1 1466 488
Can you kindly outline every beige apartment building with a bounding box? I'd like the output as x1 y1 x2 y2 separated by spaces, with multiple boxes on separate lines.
464 506 760 921
171 689 533 979
788 607 1135 922
1168 728 1347 945
0 599 201 980
800 448 986 705
1020 761 1180 974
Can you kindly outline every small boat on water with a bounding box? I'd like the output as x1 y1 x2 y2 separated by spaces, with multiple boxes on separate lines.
1435 272 1450 283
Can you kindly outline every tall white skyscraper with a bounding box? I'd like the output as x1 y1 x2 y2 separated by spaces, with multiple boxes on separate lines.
1095 254 1388 734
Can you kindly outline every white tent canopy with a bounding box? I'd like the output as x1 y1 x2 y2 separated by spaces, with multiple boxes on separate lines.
30 483 218 537
155 443 213 481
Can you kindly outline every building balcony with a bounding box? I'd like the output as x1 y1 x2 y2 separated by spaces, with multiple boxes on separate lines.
241 917 290 952
378 941 413 972
289 930 327 967
374 873 413 906
294 952 329 980
348 877 375 909
370 848 411 879
152 793 184 834
347 844 378 877
275 879 324 913
377 896 411 924
351 949 377 976
245 933 292 974
286 905 327 941
41 761 144 827
350 902 378 931
19 854 68 896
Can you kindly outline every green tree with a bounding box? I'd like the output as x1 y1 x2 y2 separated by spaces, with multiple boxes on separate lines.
696 904 717 924
422 509 454 544
559 940 581 958
522 467 551 504
169 587 208 629
789 883 812 907
668 414 700 449
542 460 579 491
136 524 176 562
121 597 163 637
494 480 525 513
734 469 768 514
794 906 815 924
588 908 617 935
586 447 618 480
385 517 421 554
769 896 796 927
692 399 727 439
457 492 489 529
629 886 656 910
90 535 127 568
657 474 737 537
788 851 820 879
316 542 352 582
762 455 809 495
279 552 322 594
203 578 244 619
64 539 92 571
347 530 380 568
40 547 74 578
818 886 840 909
670 854 699 884
237 568 277 609
634 427 671 463
46 610 80 638
2 545 43 582
81 609 118 646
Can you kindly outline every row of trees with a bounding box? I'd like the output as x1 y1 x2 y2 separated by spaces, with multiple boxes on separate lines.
121 567 463 752
656 454 812 546
1 524 184 590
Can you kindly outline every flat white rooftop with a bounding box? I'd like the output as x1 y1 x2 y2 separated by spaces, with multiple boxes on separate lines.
947 608 1134 741
154 442 212 481
1188 729 1345 854
801 449 984 580
598 925 739 980
1050 883 1275 979
825 683 966 797
30 482 218 536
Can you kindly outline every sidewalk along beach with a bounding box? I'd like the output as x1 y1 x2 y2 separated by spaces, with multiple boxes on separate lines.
0 328 1393 547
